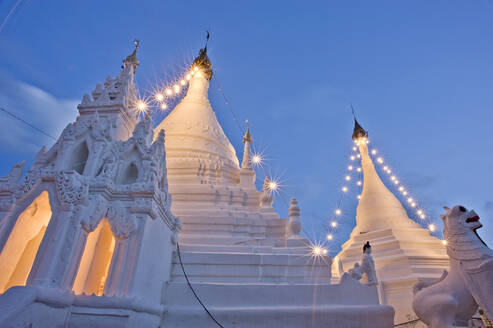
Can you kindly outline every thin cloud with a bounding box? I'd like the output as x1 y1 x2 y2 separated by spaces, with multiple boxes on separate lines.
0 73 78 154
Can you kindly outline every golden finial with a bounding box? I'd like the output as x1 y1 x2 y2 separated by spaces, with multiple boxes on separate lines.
243 119 252 143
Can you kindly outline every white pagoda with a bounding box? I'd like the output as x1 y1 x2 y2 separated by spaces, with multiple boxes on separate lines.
0 44 394 327
332 119 449 326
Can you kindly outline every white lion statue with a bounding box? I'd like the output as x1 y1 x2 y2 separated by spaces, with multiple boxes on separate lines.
412 205 493 327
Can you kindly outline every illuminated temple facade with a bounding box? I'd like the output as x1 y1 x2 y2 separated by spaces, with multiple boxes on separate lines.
0 46 394 327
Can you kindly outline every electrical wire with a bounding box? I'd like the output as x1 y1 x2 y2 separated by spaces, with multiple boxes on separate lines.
176 243 225 328
0 106 56 141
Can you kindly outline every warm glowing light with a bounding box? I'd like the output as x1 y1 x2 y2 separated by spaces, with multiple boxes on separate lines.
441 240 447 245
160 103 167 110
345 175 351 181
312 246 322 255
166 88 172 95
391 176 396 181
429 224 436 232
335 209 341 215
348 165 353 170
394 180 399 185
331 221 338 228
357 154 361 158
350 156 355 161
155 93 164 102
357 195 361 199
377 157 383 163
327 234 333 240
180 79 186 86
357 181 362 186
417 210 423 215
387 169 392 174
194 66 199 72
352 147 357 151
174 85 180 93
342 186 348 192
411 202 416 207
383 166 388 170
137 101 147 112
407 197 413 203
186 73 192 80
252 154 262 165
399 186 404 191
322 249 328 255
403 191 408 196
419 214 426 219
357 167 362 172
371 149 377 155
268 181 278 191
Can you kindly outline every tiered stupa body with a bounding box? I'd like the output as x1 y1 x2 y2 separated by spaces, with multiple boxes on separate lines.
155 49 393 327
333 120 449 326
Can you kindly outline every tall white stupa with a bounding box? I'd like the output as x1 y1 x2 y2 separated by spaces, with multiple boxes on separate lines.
154 47 394 327
333 119 449 326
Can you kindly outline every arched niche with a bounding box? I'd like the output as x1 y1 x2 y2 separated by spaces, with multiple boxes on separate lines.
72 219 116 296
0 191 52 294
67 140 89 175
118 162 139 185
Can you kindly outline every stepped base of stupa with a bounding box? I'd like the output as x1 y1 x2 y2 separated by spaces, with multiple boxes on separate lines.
334 227 449 325
160 207 394 327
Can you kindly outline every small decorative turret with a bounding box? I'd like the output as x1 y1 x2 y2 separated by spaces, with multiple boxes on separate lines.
122 39 140 72
288 198 302 236
260 176 274 209
241 120 252 169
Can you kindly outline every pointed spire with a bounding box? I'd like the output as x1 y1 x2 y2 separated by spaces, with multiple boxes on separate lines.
354 119 419 234
192 33 213 80
241 120 253 169
351 107 368 142
122 39 140 71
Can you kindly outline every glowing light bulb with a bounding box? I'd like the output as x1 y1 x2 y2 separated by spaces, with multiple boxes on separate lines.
252 154 262 165
186 73 192 80
383 166 388 170
357 181 362 186
331 221 338 228
312 246 322 255
371 149 377 155
327 234 333 240
342 186 348 192
417 210 423 215
407 197 413 203
268 181 278 191
335 209 341 215
174 85 180 93
348 165 353 170
403 191 408 195
357 167 362 172
194 66 199 72
166 88 172 96
322 249 328 255
387 169 392 174
357 195 361 199
357 154 361 158
345 175 351 181
155 93 164 102
137 101 147 111
441 240 447 245
411 202 416 207
394 180 399 185
420 214 426 219
399 186 404 191
350 156 355 161
160 103 167 110
429 224 436 232
180 79 186 86
352 147 357 151
391 176 396 181
377 157 383 164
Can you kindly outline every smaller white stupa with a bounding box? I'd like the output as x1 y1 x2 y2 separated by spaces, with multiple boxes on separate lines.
333 119 449 326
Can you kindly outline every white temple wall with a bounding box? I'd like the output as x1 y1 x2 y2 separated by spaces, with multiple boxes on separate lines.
128 213 175 303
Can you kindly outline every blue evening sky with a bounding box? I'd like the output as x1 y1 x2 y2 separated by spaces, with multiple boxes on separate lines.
1 0 492 251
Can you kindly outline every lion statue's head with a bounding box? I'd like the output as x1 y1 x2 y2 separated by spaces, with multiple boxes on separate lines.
440 205 485 244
